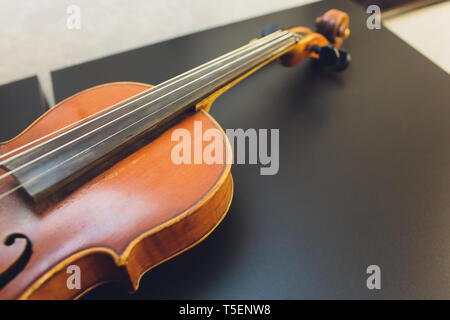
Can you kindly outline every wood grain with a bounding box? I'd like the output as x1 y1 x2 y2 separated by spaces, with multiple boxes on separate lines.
0 82 232 299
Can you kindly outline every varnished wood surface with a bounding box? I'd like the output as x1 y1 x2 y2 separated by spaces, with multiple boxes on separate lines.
0 82 232 299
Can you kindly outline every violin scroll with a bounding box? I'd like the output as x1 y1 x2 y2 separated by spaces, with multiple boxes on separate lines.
315 9 350 48
276 9 351 70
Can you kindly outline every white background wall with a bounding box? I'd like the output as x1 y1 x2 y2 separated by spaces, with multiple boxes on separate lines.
0 0 448 105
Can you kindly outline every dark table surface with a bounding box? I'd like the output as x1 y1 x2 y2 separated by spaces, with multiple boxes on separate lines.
1 0 449 299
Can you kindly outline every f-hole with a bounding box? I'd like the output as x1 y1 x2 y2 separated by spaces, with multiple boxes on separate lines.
0 233 33 289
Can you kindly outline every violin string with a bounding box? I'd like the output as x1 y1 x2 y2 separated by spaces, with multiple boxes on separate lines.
0 90 151 161
0 32 290 184
0 31 284 162
0 32 294 184
0 33 296 201
0 32 296 200
0 32 297 200
0 35 280 162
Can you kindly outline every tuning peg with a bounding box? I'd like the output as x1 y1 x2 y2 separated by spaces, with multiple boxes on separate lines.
312 45 351 71
262 24 281 37
334 48 351 71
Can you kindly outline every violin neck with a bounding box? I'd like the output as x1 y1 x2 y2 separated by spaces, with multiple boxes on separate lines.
2 30 299 200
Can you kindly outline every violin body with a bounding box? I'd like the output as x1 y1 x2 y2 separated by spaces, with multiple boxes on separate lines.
0 82 233 299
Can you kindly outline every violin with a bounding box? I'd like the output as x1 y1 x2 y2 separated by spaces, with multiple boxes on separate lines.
0 9 350 299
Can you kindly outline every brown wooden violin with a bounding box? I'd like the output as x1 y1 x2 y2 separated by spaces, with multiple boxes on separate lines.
0 9 350 299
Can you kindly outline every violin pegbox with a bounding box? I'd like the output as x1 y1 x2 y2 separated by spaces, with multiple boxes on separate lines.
277 9 351 71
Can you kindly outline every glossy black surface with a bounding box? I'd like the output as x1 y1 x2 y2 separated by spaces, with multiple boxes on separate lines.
0 76 47 141
2 0 449 298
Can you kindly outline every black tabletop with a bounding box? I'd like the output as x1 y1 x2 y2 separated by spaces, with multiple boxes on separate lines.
0 76 47 141
1 0 449 299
